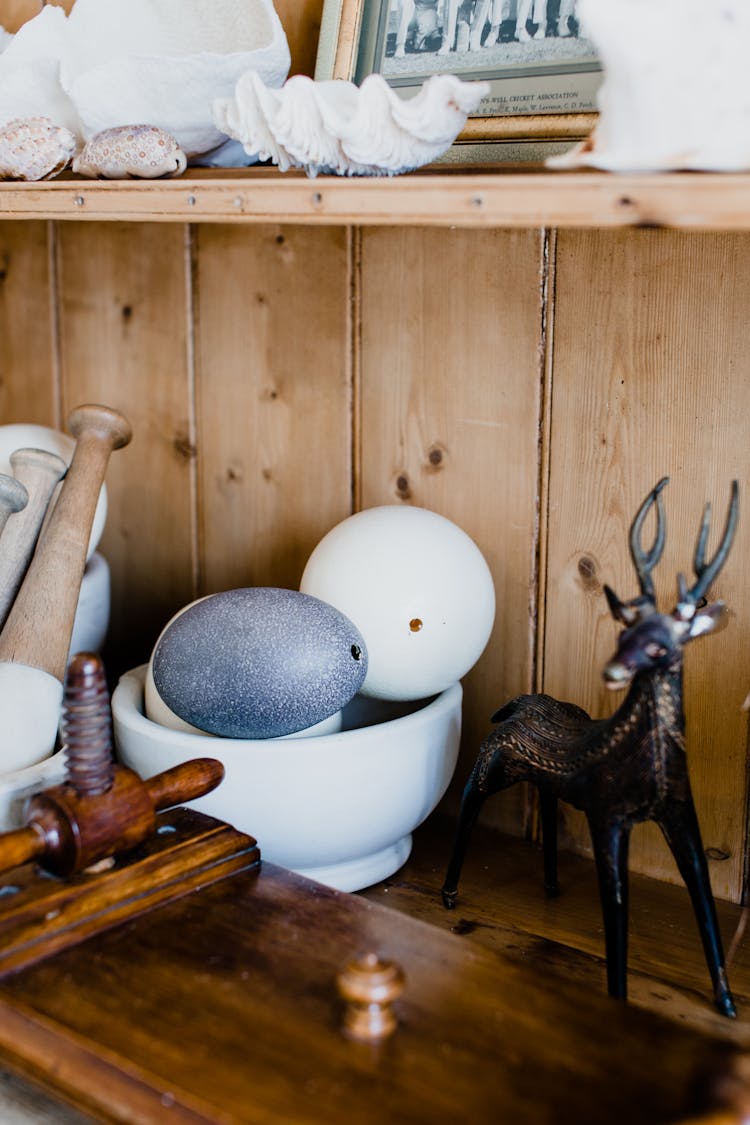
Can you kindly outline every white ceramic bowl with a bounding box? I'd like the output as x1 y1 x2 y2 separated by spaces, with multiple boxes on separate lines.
0 554 110 774
112 665 461 892
70 551 110 657
0 422 107 562
0 749 66 831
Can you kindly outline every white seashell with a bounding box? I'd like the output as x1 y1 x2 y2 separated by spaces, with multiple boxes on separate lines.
72 125 187 179
0 116 77 181
0 0 290 159
0 26 12 54
551 0 750 172
214 72 489 177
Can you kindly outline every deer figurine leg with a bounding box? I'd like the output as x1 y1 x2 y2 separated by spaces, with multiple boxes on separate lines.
539 789 559 896
441 776 489 908
658 801 736 1017
589 817 631 1000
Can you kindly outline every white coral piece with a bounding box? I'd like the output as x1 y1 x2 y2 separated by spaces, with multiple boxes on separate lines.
214 72 490 177
552 0 750 172
0 116 77 181
0 10 81 134
72 125 187 179
0 0 291 159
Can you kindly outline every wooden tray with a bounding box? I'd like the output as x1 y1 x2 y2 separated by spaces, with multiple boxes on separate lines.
0 808 743 1124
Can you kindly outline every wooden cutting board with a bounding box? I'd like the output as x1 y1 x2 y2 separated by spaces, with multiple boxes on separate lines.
0 808 743 1124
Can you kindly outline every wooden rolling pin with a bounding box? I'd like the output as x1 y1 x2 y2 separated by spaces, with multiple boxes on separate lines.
0 448 67 633
0 405 132 771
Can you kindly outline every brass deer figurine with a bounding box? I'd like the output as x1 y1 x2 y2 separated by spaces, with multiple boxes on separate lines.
442 478 739 1017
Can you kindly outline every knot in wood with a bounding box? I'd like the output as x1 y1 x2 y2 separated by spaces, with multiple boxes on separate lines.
336 952 405 1041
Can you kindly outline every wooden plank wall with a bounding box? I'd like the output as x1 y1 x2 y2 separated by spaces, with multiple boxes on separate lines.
2 219 749 901
544 231 750 903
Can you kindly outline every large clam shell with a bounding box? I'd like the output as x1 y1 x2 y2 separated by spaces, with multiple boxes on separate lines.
213 72 489 177
0 115 76 181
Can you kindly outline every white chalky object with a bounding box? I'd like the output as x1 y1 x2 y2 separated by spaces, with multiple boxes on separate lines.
552 0 750 172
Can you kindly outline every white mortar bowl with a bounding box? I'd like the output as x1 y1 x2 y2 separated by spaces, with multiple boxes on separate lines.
112 664 461 892
0 749 66 831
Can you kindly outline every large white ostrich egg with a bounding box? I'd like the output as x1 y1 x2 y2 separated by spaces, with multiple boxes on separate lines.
300 506 495 701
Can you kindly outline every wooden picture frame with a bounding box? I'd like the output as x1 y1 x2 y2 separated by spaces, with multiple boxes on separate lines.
315 0 600 151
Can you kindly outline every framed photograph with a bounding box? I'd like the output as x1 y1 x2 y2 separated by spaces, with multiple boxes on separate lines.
315 0 601 149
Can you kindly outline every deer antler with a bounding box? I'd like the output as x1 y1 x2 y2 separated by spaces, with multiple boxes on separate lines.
677 480 739 610
604 477 669 625
630 476 669 599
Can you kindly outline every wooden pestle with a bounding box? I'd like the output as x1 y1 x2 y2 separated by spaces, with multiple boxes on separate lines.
0 405 132 682
0 472 28 540
0 448 67 634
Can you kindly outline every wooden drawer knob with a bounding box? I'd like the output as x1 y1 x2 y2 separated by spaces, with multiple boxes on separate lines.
336 952 405 1041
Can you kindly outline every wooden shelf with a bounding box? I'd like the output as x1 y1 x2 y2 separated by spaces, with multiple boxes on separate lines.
1 166 750 228
362 816 750 1046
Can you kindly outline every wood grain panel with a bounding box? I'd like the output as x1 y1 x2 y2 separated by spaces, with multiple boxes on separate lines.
359 227 545 834
274 0 324 76
55 222 194 678
0 857 736 1125
0 0 41 31
0 222 56 426
0 0 74 32
193 224 351 595
544 229 750 902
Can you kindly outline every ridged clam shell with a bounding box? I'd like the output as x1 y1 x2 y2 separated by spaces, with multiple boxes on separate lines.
72 125 187 179
0 115 76 181
213 72 489 177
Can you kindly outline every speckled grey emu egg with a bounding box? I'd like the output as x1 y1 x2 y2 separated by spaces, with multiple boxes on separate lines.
147 588 368 739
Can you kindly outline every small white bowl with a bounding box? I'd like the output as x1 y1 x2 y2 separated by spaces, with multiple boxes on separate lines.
70 551 110 657
0 422 107 562
0 749 66 831
112 665 461 892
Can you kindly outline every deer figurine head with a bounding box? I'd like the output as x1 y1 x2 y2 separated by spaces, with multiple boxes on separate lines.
602 476 738 689
443 476 740 1017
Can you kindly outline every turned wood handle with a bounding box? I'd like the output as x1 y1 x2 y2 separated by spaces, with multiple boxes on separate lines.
0 405 132 681
145 759 226 812
0 449 67 634
0 825 45 874
0 473 28 540
336 953 405 1041
0 760 224 878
